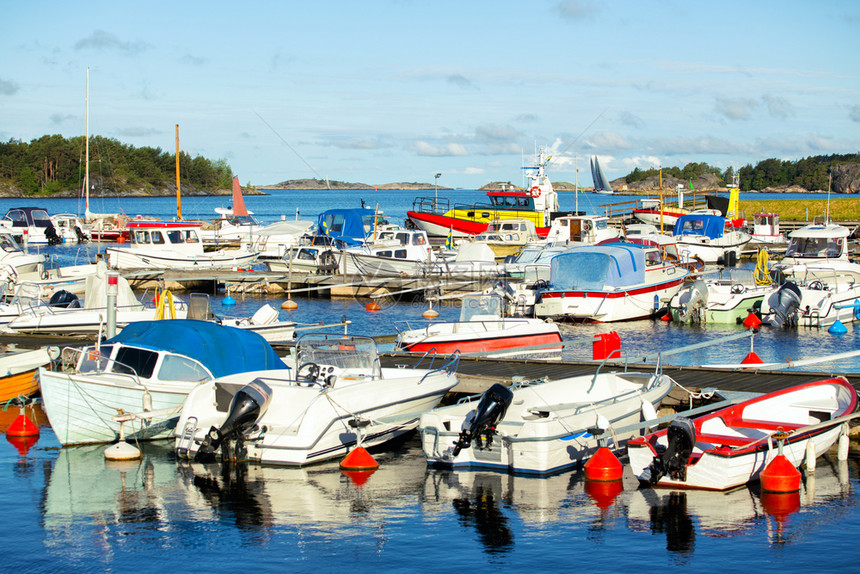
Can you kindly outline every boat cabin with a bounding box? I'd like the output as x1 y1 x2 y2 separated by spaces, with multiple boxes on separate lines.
544 215 619 245
672 214 728 239
129 221 202 248
783 222 850 262
0 207 59 244
753 213 779 236
475 219 539 245
317 208 386 247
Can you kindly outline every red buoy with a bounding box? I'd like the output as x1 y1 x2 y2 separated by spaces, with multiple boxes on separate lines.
6 433 38 456
741 351 764 366
660 313 672 322
365 301 380 312
340 446 379 471
6 410 39 437
584 447 623 482
760 490 801 521
743 312 762 328
341 469 376 486
760 454 801 493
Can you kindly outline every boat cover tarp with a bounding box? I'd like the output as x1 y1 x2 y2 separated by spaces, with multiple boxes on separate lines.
84 260 143 310
317 209 376 246
105 319 287 377
549 244 645 290
673 214 726 239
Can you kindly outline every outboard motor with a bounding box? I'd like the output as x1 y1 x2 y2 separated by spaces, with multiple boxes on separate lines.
647 417 696 484
45 223 62 246
677 279 708 323
74 225 88 243
195 380 272 462
48 290 80 308
452 383 514 456
770 281 802 328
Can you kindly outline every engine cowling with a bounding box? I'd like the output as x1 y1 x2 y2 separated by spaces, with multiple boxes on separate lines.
647 417 696 485
770 281 802 327
195 379 272 461
452 383 514 456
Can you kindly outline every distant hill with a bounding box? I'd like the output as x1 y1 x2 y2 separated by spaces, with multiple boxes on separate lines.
260 179 446 191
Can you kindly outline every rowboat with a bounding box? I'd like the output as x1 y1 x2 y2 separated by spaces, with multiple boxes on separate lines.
0 346 53 402
627 377 857 490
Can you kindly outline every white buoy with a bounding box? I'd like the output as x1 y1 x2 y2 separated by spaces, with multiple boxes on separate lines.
105 440 141 460
805 440 816 472
104 420 141 460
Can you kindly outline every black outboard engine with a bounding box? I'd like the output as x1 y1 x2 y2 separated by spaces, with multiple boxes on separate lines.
45 223 62 246
771 281 802 328
74 225 88 243
647 417 696 485
195 380 272 462
48 290 80 308
452 383 514 456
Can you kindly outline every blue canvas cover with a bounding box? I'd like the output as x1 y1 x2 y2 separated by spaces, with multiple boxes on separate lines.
548 244 645 291
105 320 287 378
317 208 376 246
673 214 726 239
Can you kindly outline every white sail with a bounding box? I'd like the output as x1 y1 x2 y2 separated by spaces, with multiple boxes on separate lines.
590 155 613 194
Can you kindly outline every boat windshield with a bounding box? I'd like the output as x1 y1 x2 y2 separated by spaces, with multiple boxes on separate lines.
785 236 842 258
459 295 502 321
296 334 380 376
0 233 22 253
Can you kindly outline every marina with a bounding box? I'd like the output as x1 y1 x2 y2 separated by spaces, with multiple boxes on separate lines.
2 191 860 572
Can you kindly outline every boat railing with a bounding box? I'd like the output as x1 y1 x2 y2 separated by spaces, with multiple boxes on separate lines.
412 197 450 215
418 350 460 384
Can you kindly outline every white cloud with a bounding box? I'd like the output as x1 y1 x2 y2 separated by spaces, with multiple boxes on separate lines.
0 77 19 95
714 96 759 120
762 94 794 119
74 30 149 55
410 141 469 157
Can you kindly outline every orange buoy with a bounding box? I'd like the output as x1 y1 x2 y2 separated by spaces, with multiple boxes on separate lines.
340 446 379 471
760 454 801 492
661 312 672 322
585 478 624 508
281 299 298 310
743 312 762 328
341 469 377 486
6 409 39 437
584 447 623 482
366 301 380 312
422 307 439 318
741 351 764 366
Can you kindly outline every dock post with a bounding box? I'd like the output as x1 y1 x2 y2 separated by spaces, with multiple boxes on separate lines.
107 270 118 338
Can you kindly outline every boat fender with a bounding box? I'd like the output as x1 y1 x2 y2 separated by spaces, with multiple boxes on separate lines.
647 417 696 485
451 383 514 457
195 379 272 462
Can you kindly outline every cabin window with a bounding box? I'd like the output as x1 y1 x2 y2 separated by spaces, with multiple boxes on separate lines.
134 231 150 244
394 249 407 259
395 233 409 245
296 248 316 261
112 346 159 379
378 250 393 258
321 214 345 234
595 220 608 230
167 231 183 243
518 198 531 208
361 215 376 235
32 210 51 227
184 230 200 243
151 231 166 245
6 210 26 227
413 234 426 245
79 344 114 373
158 354 211 382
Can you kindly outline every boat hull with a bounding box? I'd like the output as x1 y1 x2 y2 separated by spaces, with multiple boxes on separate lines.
408 210 551 239
0 369 40 402
106 247 259 271
396 323 562 357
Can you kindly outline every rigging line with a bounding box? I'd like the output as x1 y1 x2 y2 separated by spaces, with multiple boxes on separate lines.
548 108 607 169
253 110 330 189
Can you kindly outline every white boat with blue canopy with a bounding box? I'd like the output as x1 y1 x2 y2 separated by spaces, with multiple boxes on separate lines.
672 213 751 265
534 242 689 322
39 319 288 446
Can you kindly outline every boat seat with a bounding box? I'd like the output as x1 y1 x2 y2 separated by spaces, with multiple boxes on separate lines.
694 432 759 448
725 419 805 432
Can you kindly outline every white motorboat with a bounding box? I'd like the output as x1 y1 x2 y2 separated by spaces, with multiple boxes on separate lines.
39 319 288 446
627 377 856 490
341 229 437 276
0 230 46 277
748 212 786 245
394 293 562 358
672 213 751 265
419 369 674 474
777 220 852 266
106 220 259 270
534 242 690 322
542 214 620 247
3 261 189 335
669 267 772 324
0 207 62 245
175 334 460 465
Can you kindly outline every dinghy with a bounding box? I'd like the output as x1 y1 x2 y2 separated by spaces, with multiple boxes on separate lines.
627 377 857 490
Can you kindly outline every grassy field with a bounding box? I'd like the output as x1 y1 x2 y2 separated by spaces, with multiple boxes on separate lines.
738 197 860 221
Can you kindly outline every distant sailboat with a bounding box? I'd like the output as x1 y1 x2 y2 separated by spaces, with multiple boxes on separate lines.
590 155 613 194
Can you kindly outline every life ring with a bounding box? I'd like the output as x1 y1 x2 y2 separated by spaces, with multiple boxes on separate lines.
530 186 541 198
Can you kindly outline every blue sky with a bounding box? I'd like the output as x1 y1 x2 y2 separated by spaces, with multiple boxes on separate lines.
2 0 859 189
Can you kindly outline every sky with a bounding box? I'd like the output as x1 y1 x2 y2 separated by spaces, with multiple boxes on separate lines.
2 0 859 189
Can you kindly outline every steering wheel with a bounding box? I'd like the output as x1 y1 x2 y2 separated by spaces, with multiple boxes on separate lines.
809 280 824 291
296 362 321 384
730 284 745 294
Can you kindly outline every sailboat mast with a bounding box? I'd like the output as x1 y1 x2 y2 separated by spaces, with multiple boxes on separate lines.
85 67 91 218
175 124 181 220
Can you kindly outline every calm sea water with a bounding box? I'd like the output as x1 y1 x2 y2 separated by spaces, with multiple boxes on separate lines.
2 190 859 572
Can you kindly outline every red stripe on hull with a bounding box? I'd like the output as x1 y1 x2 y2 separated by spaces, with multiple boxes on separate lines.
540 276 687 300
407 211 551 239
402 332 562 355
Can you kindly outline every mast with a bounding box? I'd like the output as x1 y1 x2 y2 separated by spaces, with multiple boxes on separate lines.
84 67 91 219
175 124 181 220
